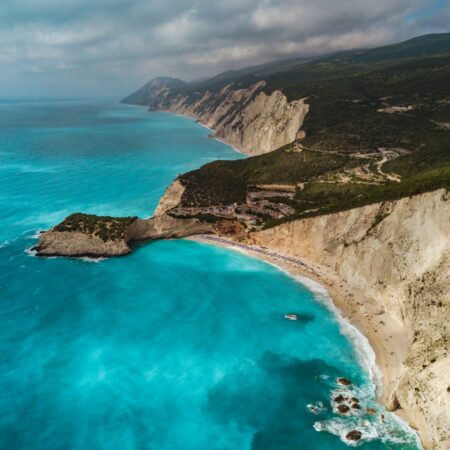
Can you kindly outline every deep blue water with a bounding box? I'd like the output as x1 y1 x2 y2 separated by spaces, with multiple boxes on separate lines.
0 101 420 449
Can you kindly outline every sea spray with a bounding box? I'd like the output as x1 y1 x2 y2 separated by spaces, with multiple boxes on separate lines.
293 273 381 388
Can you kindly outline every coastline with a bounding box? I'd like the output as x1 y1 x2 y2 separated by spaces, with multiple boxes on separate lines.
158 109 248 155
188 235 411 425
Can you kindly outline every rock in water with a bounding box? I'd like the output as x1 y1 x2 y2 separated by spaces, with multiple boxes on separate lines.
346 430 362 441
337 377 352 386
337 404 350 414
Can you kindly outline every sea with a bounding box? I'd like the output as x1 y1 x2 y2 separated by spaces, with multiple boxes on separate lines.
0 100 421 449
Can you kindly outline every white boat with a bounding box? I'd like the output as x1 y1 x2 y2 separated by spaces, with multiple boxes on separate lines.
284 313 299 321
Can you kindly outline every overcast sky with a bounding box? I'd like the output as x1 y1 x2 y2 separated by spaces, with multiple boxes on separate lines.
0 0 448 99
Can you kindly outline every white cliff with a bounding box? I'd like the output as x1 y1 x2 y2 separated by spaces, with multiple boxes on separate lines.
154 81 309 155
250 189 450 450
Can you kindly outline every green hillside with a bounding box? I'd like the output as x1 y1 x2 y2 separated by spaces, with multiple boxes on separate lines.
171 33 450 227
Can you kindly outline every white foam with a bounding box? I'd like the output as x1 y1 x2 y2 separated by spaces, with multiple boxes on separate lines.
0 240 10 249
314 418 379 447
314 409 422 448
307 401 327 415
25 247 38 257
293 273 381 389
0 163 58 174
79 257 105 263
313 381 423 448
24 230 42 240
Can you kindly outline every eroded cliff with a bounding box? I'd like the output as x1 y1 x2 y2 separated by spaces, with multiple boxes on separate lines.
250 189 450 450
128 80 309 155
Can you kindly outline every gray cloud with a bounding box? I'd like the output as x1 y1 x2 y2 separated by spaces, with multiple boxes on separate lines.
0 0 448 98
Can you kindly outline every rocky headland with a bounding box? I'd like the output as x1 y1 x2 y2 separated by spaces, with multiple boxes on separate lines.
123 78 309 156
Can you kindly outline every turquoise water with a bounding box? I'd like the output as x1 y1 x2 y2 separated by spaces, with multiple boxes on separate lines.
0 101 420 449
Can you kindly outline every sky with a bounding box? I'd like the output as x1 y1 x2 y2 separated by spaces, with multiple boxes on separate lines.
0 0 449 99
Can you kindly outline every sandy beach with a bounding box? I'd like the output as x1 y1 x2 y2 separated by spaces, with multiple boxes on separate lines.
189 234 409 420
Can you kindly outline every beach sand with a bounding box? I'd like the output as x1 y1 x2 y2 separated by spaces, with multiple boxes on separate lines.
189 234 409 421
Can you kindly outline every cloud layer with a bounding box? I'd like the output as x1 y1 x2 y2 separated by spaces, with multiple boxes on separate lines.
0 0 448 98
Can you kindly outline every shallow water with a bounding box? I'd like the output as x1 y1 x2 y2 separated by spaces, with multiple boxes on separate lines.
0 101 420 449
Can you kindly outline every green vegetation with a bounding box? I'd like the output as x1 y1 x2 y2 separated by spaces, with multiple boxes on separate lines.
54 213 137 241
287 163 450 221
179 147 358 206
179 141 449 227
172 33 450 228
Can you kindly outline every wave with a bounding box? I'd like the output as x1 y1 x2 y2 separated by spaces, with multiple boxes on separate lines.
24 230 42 240
0 240 10 249
310 374 423 448
314 411 422 448
79 257 105 263
25 247 38 257
293 273 381 389
0 163 59 174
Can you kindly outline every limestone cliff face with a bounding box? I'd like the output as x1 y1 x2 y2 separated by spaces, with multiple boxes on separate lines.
127 178 213 239
151 81 309 155
153 179 185 216
250 189 450 450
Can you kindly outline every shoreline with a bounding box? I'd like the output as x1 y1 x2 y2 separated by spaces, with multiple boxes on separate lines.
123 104 249 156
124 103 419 438
161 109 248 155
188 234 411 425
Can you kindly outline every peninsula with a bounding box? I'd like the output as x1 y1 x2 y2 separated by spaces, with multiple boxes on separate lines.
35 33 450 449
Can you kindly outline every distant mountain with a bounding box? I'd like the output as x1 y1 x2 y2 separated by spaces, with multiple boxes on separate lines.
121 77 187 107
185 55 316 91
124 32 450 106
324 32 450 65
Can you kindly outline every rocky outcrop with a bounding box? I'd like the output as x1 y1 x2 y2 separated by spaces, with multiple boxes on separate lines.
35 181 212 257
36 230 132 257
153 179 186 216
250 189 450 450
125 80 309 155
161 81 308 155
